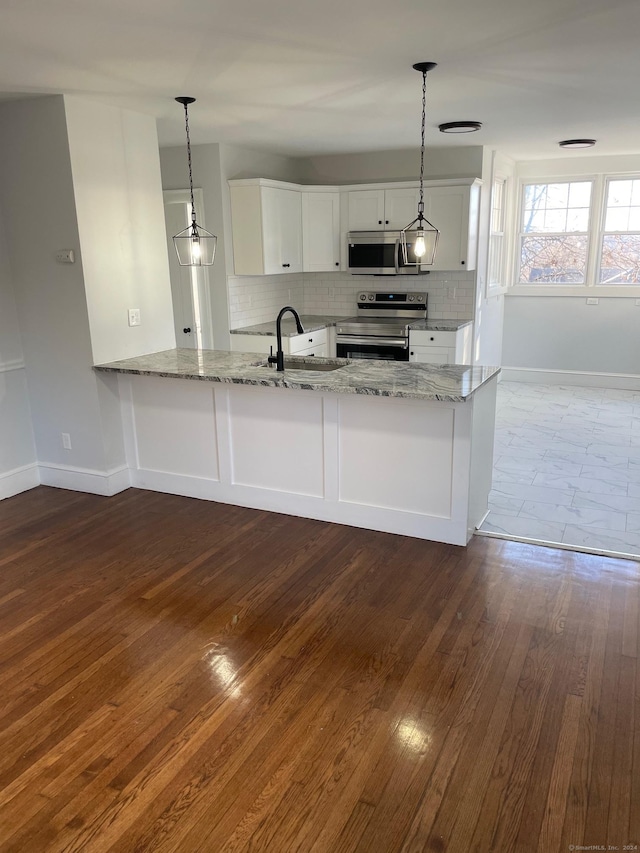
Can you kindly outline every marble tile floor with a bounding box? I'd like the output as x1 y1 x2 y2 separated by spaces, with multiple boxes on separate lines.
478 380 640 558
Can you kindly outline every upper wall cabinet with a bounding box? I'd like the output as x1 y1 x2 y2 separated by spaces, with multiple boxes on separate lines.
301 191 341 272
230 182 302 275
347 188 420 231
424 183 480 272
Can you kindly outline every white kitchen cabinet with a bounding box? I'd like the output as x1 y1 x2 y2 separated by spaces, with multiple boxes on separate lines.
229 182 302 275
347 188 420 231
409 326 472 365
301 192 341 272
424 183 480 271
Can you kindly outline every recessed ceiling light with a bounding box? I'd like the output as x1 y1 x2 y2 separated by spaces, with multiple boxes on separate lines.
438 121 482 133
558 138 596 149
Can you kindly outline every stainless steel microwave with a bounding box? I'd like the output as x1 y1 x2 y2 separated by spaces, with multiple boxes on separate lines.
347 231 428 276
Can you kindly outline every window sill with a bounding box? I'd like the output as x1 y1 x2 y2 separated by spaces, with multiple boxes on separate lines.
507 284 640 297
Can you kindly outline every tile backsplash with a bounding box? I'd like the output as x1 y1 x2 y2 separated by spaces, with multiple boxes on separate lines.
228 271 475 328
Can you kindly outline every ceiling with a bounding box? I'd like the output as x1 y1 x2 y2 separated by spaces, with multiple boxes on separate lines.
1 0 640 160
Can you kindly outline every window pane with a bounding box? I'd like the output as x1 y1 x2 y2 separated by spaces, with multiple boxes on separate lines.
568 182 592 207
599 234 640 283
489 234 504 286
519 235 588 283
607 180 632 207
604 179 640 232
605 208 631 231
522 181 591 233
566 208 590 231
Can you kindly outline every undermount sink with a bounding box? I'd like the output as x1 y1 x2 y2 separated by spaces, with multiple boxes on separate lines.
258 357 348 372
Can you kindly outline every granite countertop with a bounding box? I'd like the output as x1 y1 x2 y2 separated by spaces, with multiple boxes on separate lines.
408 319 472 332
95 348 499 403
230 316 473 336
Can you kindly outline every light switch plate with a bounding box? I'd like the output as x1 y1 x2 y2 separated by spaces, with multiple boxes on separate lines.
128 308 141 327
586 297 599 305
56 249 75 264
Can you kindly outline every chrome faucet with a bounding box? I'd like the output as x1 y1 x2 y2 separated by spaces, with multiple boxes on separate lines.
268 306 305 371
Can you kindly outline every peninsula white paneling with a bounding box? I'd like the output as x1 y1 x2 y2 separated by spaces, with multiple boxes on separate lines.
338 395 454 516
132 377 219 479
228 386 324 496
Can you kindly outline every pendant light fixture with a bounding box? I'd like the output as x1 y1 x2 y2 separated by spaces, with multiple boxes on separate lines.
400 62 439 267
172 96 217 266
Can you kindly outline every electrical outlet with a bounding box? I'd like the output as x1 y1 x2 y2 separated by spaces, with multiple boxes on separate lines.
128 308 141 327
62 433 72 450
56 249 75 264
586 297 599 305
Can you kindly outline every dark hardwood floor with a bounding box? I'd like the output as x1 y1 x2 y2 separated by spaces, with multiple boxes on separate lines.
0 486 638 852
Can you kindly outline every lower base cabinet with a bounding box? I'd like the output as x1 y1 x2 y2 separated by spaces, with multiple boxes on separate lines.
409 326 472 365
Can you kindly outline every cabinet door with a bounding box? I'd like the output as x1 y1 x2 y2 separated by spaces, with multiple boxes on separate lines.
302 192 341 272
262 187 302 274
409 346 453 364
424 185 476 271
384 188 420 230
347 190 385 231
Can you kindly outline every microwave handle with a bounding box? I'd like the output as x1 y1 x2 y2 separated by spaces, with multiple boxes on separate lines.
394 239 401 274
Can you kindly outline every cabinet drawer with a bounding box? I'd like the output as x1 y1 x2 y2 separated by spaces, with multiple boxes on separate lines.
409 330 456 348
291 342 328 358
287 328 328 354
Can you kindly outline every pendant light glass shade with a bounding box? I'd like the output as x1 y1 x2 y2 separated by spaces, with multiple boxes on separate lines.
401 62 439 267
173 222 217 266
172 96 217 267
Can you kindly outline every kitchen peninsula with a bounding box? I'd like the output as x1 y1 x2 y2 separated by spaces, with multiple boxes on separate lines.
95 350 499 546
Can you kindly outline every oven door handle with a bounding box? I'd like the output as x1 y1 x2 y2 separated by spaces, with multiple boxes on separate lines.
336 336 408 348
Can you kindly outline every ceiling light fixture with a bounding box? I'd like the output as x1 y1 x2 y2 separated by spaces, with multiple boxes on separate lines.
439 121 482 134
172 96 217 266
401 62 439 267
558 138 596 149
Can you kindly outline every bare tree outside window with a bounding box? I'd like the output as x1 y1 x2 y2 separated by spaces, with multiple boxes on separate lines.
518 182 592 283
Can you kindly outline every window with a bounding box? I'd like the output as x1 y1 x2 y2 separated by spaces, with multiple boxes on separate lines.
599 178 640 284
488 177 506 289
518 181 592 284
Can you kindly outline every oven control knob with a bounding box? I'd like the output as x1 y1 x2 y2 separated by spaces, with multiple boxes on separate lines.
368 294 375 301
408 295 415 302
358 293 367 301
417 295 424 301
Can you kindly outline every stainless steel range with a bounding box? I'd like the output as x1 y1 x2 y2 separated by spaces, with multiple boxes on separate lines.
335 291 427 361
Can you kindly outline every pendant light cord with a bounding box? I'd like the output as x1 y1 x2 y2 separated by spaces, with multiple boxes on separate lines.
418 69 427 224
181 101 197 229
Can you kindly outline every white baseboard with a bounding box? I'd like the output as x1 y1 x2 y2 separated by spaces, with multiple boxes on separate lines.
0 463 40 499
501 366 640 391
38 462 131 496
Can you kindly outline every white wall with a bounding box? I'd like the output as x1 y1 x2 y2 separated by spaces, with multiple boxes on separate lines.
294 146 484 185
65 97 175 365
0 201 37 495
472 150 515 367
503 296 640 374
0 95 176 490
503 153 640 378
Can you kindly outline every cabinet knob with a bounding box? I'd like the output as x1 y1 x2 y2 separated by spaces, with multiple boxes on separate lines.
430 337 434 341
282 263 290 268
461 260 465 265
378 220 382 225
410 351 414 356
335 262 339 267
308 338 313 343
183 327 191 334
385 220 389 225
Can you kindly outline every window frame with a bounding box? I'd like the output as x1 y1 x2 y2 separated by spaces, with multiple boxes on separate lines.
508 172 640 297
597 175 640 286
